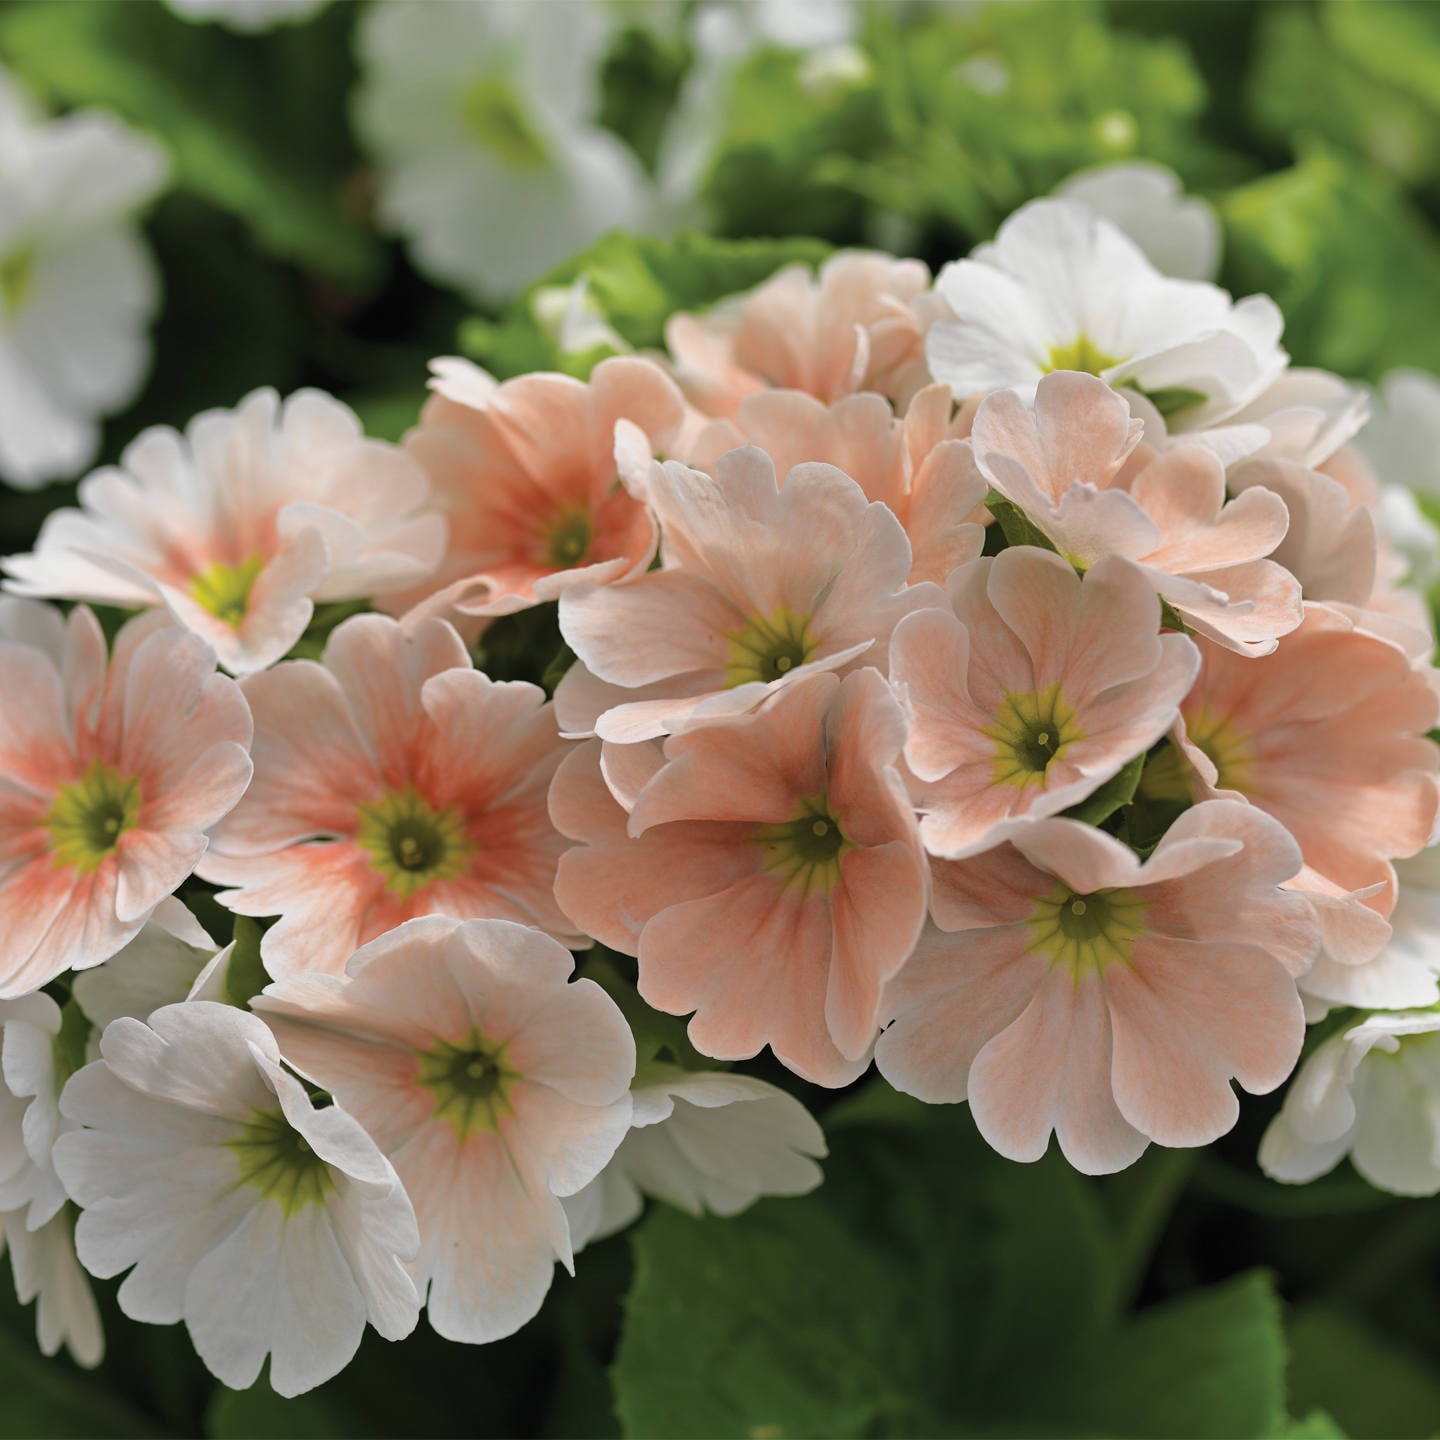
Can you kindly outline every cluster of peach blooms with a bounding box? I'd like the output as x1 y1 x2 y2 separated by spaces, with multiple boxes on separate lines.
0 199 1435 1391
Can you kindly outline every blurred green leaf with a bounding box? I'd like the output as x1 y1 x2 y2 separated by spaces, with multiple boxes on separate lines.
1063 751 1147 828
0 1318 157 1438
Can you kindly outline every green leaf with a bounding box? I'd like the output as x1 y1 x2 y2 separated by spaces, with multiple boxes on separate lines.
1136 385 1208 420
206 1384 350 1440
1278 1413 1348 1440
1062 751 1147 827
1286 1305 1440 1440
0 1 379 285
53 1000 92 1083
1158 596 1193 634
225 916 270 1008
985 492 1059 553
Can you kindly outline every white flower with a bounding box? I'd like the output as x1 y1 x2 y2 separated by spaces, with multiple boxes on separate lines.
0 68 169 489
1055 162 1221 283
53 1002 421 1397
160 0 329 31
1260 1009 1440 1196
1356 369 1440 587
1 1209 102 1368
925 198 1287 432
353 0 651 305
564 1065 826 1251
3 387 445 675
531 277 632 363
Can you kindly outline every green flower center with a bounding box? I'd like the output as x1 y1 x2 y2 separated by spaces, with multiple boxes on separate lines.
987 682 1083 789
45 760 142 874
1028 885 1148 977
190 554 265 629
417 1030 518 1140
725 606 817 687
0 246 35 317
227 1108 335 1216
545 508 592 568
355 787 472 900
1045 334 1122 376
755 794 850 896
460 75 550 169
1185 707 1253 794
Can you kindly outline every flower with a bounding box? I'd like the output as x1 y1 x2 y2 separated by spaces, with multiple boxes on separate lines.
891 549 1200 858
1259 1010 1440 1196
3 388 445 675
160 0 329 29
552 669 929 1086
555 446 945 742
0 68 169 489
397 356 684 624
199 613 580 980
926 198 1287 432
53 1001 420 1396
664 251 936 420
1055 162 1221 282
0 603 252 996
684 383 987 586
2 1210 102 1368
565 1063 826 1250
252 916 635 1344
970 372 1302 655
353 0 651 305
876 801 1315 1173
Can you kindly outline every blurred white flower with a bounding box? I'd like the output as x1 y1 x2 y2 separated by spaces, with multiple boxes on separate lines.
1056 161 1221 282
353 0 651 304
0 69 169 489
1260 1009 1440 1196
1356 369 1440 587
160 0 329 31
1 1209 102 1368
565 1065 826 1250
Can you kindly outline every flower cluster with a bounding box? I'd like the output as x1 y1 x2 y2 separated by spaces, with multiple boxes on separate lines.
1 189 1437 1394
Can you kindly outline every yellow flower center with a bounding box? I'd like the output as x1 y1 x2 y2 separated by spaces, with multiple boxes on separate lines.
987 682 1083 790
1028 884 1147 977
227 1108 335 1216
725 605 817 687
755 794 851 896
45 760 142 874
545 508 593 569
1185 707 1254 794
417 1030 519 1140
460 75 550 169
355 787 472 900
0 245 35 317
190 553 265 629
1045 334 1122 376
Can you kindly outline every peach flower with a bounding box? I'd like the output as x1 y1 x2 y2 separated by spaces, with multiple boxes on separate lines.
684 384 987 586
972 372 1302 655
555 447 945 742
0 603 252 995
4 389 445 676
551 669 929 1087
876 801 1316 1173
254 916 635 1345
397 355 684 623
198 613 579 979
664 251 936 419
892 549 1200 858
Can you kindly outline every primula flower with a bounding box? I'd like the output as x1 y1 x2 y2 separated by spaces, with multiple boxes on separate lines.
552 669 929 1086
665 251 937 419
54 1002 420 1396
876 801 1316 1174
685 384 987 586
891 549 1200 859
971 372 1301 655
1260 1010 1440 1197
253 916 635 1344
1 1210 101 1368
0 602 252 996
397 356 684 623
160 0 328 29
3 388 445 675
926 198 1287 433
555 447 945 742
0 69 169 489
564 1063 826 1250
199 613 579 980
353 0 651 304
1157 610 1440 924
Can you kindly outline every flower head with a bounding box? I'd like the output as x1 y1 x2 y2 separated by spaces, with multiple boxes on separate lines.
877 801 1316 1172
253 916 635 1344
199 613 580 979
4 388 445 674
0 602 252 995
